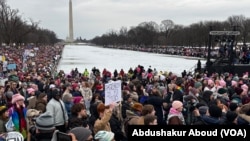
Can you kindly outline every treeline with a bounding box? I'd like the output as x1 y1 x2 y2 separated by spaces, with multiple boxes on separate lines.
0 0 59 45
1 0 250 47
91 15 250 48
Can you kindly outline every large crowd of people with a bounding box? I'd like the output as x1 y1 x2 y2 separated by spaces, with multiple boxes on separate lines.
0 44 250 141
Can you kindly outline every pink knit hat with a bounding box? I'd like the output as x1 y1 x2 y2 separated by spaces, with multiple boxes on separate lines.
208 79 214 86
73 96 83 104
241 84 248 91
219 80 226 87
231 80 237 87
27 88 35 94
12 93 25 104
241 84 248 95
172 100 183 110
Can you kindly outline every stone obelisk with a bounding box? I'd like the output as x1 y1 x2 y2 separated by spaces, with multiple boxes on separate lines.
68 0 74 42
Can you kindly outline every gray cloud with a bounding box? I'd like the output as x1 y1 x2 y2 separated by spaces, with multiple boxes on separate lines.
7 0 250 40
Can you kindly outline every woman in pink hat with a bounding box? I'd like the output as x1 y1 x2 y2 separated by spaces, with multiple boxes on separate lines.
166 100 185 125
8 93 28 140
27 88 37 109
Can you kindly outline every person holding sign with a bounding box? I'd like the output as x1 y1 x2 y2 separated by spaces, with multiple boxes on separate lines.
93 102 116 135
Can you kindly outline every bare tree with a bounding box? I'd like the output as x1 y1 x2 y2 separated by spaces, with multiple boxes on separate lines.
0 0 39 44
242 18 250 45
118 26 128 45
0 0 17 44
160 19 174 45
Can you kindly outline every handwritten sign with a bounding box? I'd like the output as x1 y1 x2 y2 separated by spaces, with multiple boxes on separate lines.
104 80 122 106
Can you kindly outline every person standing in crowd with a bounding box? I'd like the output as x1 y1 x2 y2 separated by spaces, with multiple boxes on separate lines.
121 94 133 120
73 96 84 105
68 127 93 141
144 114 158 125
83 68 90 78
128 83 138 102
93 102 115 134
109 104 125 141
196 103 226 125
167 100 185 125
163 83 175 118
173 77 185 102
35 93 48 113
89 93 103 116
9 93 28 140
192 105 209 125
47 84 56 101
0 85 7 107
225 111 238 125
146 86 166 125
204 79 217 93
236 103 250 125
26 109 41 141
80 81 93 115
19 82 29 106
71 83 82 97
119 69 125 78
68 103 89 130
62 83 73 98
196 59 202 73
113 69 118 79
5 91 13 108
62 93 74 119
29 83 41 98
46 88 69 132
140 104 156 121
9 81 19 95
123 102 143 138
27 88 37 109
0 106 9 134
33 76 45 93
31 112 56 141
196 89 212 106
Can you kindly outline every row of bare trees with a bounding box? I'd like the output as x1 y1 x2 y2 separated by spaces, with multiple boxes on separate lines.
1 0 250 47
0 0 59 45
91 15 250 48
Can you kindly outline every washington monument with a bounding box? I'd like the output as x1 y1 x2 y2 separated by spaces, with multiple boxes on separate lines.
68 0 74 42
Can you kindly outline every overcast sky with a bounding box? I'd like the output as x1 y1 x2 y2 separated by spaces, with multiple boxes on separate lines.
7 0 250 40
